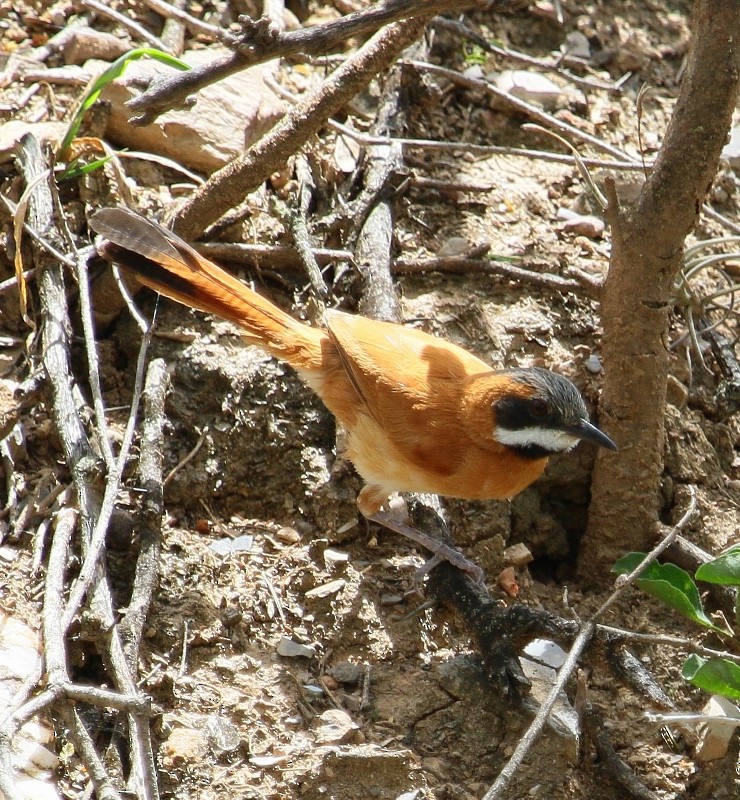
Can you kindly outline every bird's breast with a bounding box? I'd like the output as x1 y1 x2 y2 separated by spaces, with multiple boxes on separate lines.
345 414 548 502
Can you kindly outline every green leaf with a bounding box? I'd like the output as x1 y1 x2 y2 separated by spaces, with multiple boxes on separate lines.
613 553 730 635
58 47 190 159
59 154 115 181
695 545 740 586
682 655 740 701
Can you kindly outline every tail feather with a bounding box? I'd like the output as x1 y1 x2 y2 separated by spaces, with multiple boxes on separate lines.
90 208 326 370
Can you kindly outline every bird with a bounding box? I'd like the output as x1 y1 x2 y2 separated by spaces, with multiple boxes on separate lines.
90 207 617 574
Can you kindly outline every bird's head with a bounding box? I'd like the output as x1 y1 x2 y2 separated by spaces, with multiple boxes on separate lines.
492 368 617 459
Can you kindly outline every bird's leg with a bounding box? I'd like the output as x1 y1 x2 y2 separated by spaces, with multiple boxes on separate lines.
368 506 485 585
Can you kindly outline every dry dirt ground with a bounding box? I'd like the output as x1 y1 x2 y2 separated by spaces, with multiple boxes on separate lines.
1 1 739 799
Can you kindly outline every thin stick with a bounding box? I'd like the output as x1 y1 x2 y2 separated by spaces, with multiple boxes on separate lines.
75 251 116 471
173 15 431 238
408 60 638 164
81 0 168 51
483 486 698 799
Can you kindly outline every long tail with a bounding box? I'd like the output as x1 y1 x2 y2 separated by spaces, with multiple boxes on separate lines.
90 207 326 371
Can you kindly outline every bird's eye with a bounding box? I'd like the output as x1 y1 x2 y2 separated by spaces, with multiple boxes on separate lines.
530 398 549 419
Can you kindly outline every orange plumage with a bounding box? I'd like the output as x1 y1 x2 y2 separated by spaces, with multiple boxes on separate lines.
91 208 615 519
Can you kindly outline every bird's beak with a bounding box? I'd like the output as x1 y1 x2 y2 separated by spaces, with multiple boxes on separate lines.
571 419 617 450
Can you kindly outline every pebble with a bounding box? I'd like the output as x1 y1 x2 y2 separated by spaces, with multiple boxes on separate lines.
314 709 360 745
328 661 364 685
494 70 564 110
305 578 346 598
276 636 316 658
204 716 241 756
160 727 208 767
209 534 254 555
584 354 603 374
438 236 471 257
563 31 591 60
323 548 349 565
695 695 740 761
559 210 605 239
59 27 130 65
503 542 533 566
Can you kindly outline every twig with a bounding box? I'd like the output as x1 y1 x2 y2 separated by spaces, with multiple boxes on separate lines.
483 486 698 799
61 318 154 632
350 42 408 321
16 133 159 800
163 424 209 488
431 16 623 94
597 624 740 666
119 358 170 666
159 0 188 55
172 15 431 239
197 241 353 269
407 60 639 165
266 74 650 171
125 0 486 124
44 508 123 800
273 173 329 305
75 250 116 471
702 202 740 235
81 0 168 51
395 255 591 296
140 0 220 37
582 707 658 800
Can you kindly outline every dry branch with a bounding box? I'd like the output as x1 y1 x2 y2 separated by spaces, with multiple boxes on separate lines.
581 0 740 574
125 0 489 125
172 15 429 238
10 134 164 800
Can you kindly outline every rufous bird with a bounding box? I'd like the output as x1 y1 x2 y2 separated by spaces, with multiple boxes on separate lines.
90 207 616 574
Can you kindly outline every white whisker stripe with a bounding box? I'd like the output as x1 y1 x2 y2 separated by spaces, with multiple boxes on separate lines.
494 426 579 453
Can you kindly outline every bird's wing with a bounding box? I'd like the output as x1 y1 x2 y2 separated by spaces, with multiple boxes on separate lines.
325 310 491 411
325 311 498 476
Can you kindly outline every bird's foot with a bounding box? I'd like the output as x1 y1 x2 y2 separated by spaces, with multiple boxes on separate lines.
368 510 485 586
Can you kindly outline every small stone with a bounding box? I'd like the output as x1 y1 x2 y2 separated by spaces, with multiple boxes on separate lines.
98 51 285 174
221 606 243 628
494 70 564 110
323 548 350 565
438 236 471 257
276 636 316 658
497 567 519 597
314 709 360 745
204 716 241 757
60 27 129 65
666 375 689 408
584 354 603 374
328 661 363 686
160 727 208 767
250 754 291 767
560 211 605 239
523 639 566 669
563 31 591 60
380 593 403 606
519 655 579 755
695 695 740 762
276 525 301 543
305 579 346 599
503 543 533 567
209 534 254 555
